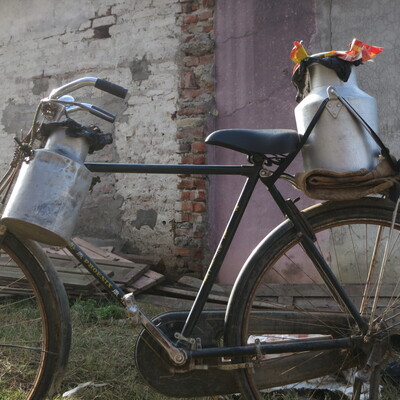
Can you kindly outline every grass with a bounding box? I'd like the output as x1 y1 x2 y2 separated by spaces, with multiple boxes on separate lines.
1 297 400 399
57 298 221 400
59 299 168 400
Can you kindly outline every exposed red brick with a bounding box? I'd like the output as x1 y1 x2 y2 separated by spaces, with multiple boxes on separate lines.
193 202 206 212
193 230 206 239
184 56 199 67
180 155 194 164
178 212 194 223
183 15 198 24
193 178 206 189
180 71 198 89
174 247 203 258
175 228 192 236
177 106 205 116
181 88 204 99
192 190 206 201
204 81 214 91
181 201 193 212
175 0 214 275
178 178 196 190
191 141 206 153
176 127 204 139
181 3 192 13
181 191 191 200
198 10 213 21
199 54 213 64
193 155 206 164
203 0 214 8
183 34 195 43
187 262 203 272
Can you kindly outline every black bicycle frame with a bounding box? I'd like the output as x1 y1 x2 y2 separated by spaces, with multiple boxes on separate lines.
62 156 369 361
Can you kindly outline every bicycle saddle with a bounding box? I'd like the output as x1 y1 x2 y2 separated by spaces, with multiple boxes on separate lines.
205 129 299 155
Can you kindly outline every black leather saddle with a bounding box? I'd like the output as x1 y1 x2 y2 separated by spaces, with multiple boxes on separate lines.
205 129 299 155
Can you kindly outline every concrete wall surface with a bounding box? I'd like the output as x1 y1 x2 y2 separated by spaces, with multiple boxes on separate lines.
314 0 400 156
212 0 400 283
0 1 182 266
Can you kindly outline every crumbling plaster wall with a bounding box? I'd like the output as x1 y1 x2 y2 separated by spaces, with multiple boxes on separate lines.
0 1 193 272
313 0 400 156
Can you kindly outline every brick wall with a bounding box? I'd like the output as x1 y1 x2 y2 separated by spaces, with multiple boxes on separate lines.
174 0 215 275
0 0 215 277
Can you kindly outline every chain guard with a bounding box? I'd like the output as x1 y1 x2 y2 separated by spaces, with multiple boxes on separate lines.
134 311 240 397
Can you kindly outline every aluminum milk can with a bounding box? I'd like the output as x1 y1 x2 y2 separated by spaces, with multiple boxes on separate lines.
1 128 92 246
294 63 381 172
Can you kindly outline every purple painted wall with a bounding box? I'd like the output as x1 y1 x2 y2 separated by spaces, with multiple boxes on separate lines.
210 1 317 283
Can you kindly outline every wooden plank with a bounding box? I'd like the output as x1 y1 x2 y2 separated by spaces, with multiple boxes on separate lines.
112 267 148 286
255 283 400 298
72 238 136 264
45 253 149 286
153 285 229 304
112 251 162 267
46 253 140 269
136 294 226 310
72 238 117 259
177 276 227 294
0 256 107 290
126 270 165 294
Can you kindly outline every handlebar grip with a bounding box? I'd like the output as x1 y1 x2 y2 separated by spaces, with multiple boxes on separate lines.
95 79 128 99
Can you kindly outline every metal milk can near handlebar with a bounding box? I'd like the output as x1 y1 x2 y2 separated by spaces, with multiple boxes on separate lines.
1 125 93 246
1 77 126 246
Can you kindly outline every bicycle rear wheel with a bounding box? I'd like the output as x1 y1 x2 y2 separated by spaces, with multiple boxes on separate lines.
0 228 71 399
225 198 400 399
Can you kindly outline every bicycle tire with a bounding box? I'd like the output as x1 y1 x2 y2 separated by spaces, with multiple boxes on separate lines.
225 197 400 399
0 228 71 399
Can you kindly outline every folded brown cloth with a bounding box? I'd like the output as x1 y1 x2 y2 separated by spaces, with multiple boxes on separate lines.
295 159 399 200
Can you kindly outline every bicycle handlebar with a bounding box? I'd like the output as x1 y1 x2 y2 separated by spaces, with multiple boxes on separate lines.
49 77 128 100
44 77 128 123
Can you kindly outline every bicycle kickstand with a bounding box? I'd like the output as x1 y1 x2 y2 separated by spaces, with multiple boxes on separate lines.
352 339 386 400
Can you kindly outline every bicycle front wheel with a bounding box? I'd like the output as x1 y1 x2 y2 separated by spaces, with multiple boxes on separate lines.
225 197 400 399
0 228 71 399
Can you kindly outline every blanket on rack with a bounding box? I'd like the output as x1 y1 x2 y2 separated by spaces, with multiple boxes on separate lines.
295 159 399 201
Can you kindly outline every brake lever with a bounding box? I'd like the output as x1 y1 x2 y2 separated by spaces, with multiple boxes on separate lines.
42 98 116 123
66 103 116 123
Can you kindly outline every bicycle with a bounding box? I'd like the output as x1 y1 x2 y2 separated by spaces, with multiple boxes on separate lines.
0 77 399 400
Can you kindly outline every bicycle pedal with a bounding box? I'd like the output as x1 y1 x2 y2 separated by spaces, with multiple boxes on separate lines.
123 293 140 326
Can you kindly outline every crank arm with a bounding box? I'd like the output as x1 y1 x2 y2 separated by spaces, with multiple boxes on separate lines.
123 293 187 366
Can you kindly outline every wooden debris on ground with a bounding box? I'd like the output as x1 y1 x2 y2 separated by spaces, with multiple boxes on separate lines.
46 237 165 297
136 276 232 310
0 237 232 309
0 237 165 298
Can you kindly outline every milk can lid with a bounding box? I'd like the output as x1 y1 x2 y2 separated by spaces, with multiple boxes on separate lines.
290 39 384 102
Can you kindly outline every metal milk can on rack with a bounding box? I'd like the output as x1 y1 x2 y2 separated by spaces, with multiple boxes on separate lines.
1 127 93 246
294 63 381 172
